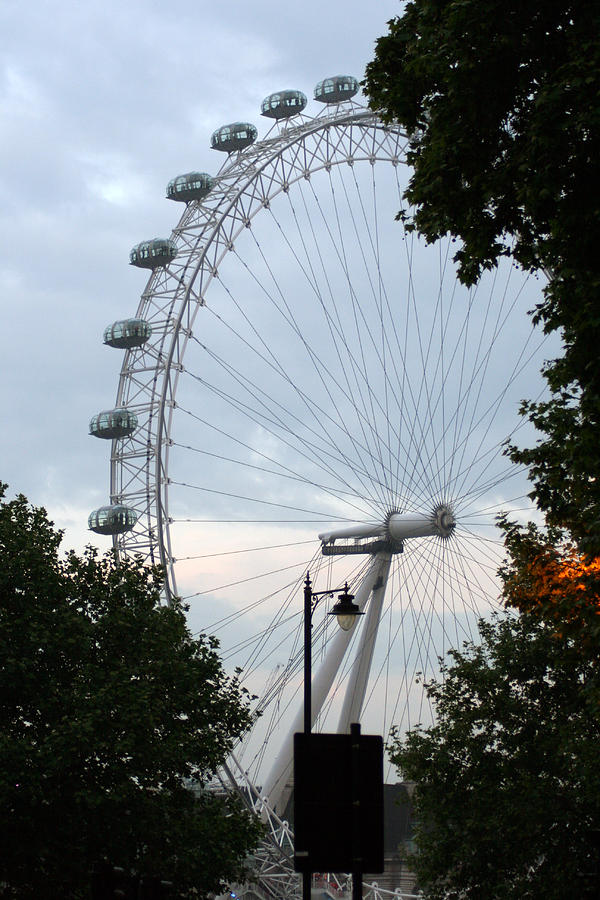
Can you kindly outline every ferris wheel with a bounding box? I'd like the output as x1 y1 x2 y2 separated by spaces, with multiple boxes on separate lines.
88 75 548 896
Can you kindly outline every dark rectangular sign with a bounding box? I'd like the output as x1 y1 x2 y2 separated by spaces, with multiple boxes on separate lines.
293 730 384 873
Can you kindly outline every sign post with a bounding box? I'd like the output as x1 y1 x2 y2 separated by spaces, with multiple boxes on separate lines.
294 725 384 895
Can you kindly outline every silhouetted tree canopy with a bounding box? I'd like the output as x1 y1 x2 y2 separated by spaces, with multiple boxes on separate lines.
0 484 262 898
368 8 600 893
390 614 600 899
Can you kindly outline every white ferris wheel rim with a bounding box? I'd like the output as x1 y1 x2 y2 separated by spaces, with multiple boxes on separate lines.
109 103 413 593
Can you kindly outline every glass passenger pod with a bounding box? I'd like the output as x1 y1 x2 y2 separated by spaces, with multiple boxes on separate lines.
103 318 152 349
260 90 308 120
166 172 214 202
314 75 359 104
88 504 138 535
210 122 258 153
89 408 138 440
129 238 178 269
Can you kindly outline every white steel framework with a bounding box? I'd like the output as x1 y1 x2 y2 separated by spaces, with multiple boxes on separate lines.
110 104 411 588
100 90 550 900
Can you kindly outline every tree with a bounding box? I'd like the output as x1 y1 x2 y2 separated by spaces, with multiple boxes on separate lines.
0 484 262 898
364 1 600 552
365 10 600 892
497 518 600 692
389 614 600 899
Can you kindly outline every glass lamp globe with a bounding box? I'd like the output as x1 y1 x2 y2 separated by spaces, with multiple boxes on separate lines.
329 585 363 631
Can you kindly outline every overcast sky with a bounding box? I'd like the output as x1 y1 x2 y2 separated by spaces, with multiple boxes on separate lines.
4 3 564 784
1 0 402 550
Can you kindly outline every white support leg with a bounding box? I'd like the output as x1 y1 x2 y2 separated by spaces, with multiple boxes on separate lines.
337 552 392 733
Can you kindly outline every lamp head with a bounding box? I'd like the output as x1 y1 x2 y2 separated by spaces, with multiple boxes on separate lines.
329 584 363 631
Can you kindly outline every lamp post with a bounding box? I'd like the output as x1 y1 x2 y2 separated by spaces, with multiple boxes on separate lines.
303 573 363 734
302 573 363 900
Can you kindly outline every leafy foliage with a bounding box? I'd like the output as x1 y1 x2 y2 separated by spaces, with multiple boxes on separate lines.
390 614 600 899
364 0 600 551
499 518 600 662
0 485 262 898
366 7 600 893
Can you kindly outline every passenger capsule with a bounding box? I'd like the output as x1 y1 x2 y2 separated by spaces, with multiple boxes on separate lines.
129 238 178 269
314 75 359 104
88 504 138 535
167 172 213 202
261 90 307 120
89 408 138 440
103 319 152 349
211 122 258 153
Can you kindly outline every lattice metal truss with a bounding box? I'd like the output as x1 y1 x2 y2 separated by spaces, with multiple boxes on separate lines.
219 757 421 900
107 99 414 900
109 101 409 600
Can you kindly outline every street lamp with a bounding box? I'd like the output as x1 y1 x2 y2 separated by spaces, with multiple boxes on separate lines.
302 573 363 900
303 573 363 734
